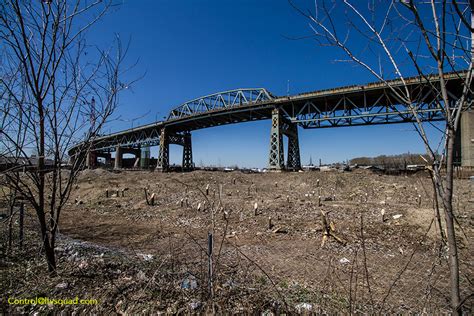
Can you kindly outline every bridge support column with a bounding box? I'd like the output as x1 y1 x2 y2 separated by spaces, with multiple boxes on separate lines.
140 147 150 169
268 108 285 170
132 147 141 168
95 152 111 168
157 128 169 172
286 124 301 171
104 153 112 168
86 151 97 169
268 108 301 171
182 131 193 171
114 146 123 169
456 110 474 169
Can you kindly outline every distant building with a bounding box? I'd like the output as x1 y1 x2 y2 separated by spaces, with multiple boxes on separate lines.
302 164 319 171
406 164 426 171
0 156 55 171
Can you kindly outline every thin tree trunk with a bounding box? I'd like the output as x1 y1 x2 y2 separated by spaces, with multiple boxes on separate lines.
38 99 57 274
44 240 56 273
8 202 14 252
443 127 461 312
18 203 24 248
429 170 446 242
36 206 57 273
1 0 125 277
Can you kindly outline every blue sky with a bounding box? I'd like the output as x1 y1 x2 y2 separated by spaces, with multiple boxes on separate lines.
87 0 445 167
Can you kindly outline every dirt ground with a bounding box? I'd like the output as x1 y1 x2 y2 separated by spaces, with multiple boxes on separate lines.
2 168 473 314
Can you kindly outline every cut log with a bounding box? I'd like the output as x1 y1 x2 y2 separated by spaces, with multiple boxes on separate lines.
320 210 346 247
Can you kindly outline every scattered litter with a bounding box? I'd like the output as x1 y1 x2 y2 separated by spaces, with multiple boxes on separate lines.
138 253 154 261
392 214 403 220
272 227 288 234
55 282 68 290
78 260 88 269
226 232 237 238
262 310 274 316
189 300 201 310
180 273 198 290
339 257 350 264
295 302 313 313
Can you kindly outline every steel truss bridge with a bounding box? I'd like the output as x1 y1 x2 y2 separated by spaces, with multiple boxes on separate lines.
69 71 472 171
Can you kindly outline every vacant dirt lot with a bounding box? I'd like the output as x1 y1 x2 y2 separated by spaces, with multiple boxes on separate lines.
3 169 473 313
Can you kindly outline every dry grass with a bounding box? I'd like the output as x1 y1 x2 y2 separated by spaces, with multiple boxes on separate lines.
1 169 473 313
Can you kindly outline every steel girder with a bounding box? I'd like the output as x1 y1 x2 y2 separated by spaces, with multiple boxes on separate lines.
268 109 285 170
283 79 467 129
285 123 301 171
157 128 169 171
68 71 469 168
168 88 274 120
156 128 194 172
87 127 162 152
268 108 301 171
182 131 193 171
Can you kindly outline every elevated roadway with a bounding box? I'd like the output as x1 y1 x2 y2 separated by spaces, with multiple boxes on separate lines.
69 71 473 171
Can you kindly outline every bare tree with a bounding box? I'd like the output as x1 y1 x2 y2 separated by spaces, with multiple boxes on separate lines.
289 0 472 313
0 0 132 274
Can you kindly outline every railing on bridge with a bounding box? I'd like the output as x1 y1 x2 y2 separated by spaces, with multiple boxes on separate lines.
167 88 274 120
69 71 471 159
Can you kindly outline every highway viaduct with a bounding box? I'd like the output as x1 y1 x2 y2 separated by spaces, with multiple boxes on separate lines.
69 72 474 171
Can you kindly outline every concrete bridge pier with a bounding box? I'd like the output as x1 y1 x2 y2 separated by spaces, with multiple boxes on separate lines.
125 147 141 168
95 152 112 168
86 151 97 169
114 146 142 169
114 145 123 169
455 110 474 169
268 108 301 171
140 147 151 169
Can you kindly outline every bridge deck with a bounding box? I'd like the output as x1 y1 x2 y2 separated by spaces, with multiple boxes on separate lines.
70 71 469 153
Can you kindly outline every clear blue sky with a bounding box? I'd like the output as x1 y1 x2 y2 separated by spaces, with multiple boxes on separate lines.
87 0 444 168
